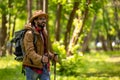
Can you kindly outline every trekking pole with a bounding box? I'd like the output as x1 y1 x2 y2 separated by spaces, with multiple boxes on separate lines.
54 61 56 80
53 53 58 80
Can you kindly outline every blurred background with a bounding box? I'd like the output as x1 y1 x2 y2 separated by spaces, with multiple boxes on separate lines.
0 0 120 80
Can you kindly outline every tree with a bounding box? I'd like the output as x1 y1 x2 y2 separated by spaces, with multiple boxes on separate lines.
0 12 7 56
36 0 43 10
0 1 8 56
27 0 32 22
67 0 91 56
102 1 113 51
81 14 97 52
112 0 120 49
55 3 62 41
64 2 79 51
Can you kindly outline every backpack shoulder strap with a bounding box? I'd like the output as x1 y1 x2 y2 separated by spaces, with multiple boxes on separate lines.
31 29 37 53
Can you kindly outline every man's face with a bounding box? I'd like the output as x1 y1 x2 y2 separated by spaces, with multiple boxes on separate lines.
34 16 47 28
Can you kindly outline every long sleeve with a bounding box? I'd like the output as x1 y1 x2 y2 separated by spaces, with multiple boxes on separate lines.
23 30 42 65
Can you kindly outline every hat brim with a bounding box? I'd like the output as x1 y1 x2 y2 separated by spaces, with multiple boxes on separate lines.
29 14 48 23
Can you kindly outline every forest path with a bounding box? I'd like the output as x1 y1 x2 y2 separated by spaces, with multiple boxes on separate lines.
106 56 120 63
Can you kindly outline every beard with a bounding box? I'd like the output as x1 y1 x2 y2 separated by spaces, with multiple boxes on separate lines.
37 22 46 29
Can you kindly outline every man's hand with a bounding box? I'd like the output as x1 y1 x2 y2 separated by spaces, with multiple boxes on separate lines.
42 55 49 63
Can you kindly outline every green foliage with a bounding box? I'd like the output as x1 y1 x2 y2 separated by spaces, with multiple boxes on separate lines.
51 0 67 4
0 0 8 14
90 0 103 13
0 0 119 51
58 51 120 79
15 19 26 30
52 41 66 59
79 0 87 11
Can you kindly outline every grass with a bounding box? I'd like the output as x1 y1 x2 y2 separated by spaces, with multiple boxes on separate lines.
0 55 25 80
0 51 120 80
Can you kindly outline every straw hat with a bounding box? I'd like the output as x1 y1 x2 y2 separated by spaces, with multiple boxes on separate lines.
29 10 48 23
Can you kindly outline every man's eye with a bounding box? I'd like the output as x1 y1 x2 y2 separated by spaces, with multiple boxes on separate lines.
38 18 46 20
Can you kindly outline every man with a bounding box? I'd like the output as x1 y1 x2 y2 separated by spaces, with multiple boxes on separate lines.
23 10 58 80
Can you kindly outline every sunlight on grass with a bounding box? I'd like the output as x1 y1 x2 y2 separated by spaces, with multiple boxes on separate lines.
0 51 120 80
106 56 120 63
0 55 25 80
0 55 20 69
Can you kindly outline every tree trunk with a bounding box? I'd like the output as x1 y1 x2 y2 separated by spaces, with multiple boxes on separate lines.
43 0 48 28
112 0 120 50
81 14 97 52
95 34 100 50
102 2 113 51
43 0 48 13
43 0 53 52
7 0 12 41
55 3 62 41
9 15 17 54
36 0 43 10
27 0 32 22
105 9 113 51
64 2 79 51
0 13 7 56
67 0 91 56
7 0 12 54
100 35 107 51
